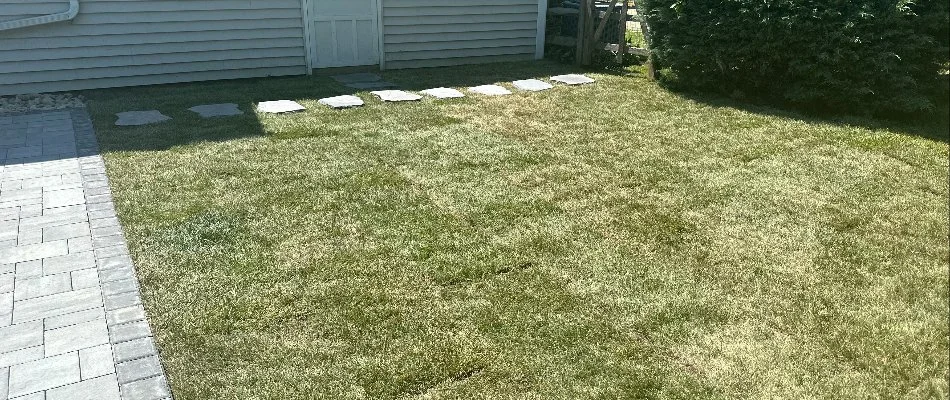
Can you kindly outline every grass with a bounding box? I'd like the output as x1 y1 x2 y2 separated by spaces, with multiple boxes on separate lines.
82 61 949 400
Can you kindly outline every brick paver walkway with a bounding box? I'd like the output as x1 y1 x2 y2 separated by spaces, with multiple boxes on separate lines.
0 109 171 400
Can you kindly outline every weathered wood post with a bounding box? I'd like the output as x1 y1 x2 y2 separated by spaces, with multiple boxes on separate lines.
617 0 629 65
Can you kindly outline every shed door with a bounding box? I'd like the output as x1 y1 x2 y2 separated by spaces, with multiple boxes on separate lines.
309 0 379 68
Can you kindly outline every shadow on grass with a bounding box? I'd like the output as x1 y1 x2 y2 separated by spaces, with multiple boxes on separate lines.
82 60 586 153
663 84 950 144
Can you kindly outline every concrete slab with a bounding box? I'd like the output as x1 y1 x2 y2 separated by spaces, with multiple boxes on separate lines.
188 103 243 118
318 95 364 109
114 111 170 127
469 85 512 96
370 90 422 102
550 74 596 85
257 100 305 114
420 88 466 99
513 79 554 92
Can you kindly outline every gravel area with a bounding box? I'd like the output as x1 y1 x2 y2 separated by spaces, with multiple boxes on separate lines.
0 93 85 114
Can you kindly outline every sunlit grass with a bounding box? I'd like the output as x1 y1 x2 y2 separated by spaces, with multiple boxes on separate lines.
84 61 949 400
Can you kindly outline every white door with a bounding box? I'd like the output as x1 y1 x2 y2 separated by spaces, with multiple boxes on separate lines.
309 0 379 68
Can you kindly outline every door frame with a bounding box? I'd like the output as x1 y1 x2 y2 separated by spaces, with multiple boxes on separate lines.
301 0 385 72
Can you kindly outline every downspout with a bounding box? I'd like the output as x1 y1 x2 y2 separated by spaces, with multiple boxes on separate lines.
0 0 79 32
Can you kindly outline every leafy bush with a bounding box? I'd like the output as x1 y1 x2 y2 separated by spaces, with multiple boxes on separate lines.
641 0 950 115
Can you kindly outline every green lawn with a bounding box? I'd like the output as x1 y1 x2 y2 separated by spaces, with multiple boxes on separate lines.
83 61 949 400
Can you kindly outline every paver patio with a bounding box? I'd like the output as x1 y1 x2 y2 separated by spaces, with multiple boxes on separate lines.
0 109 170 400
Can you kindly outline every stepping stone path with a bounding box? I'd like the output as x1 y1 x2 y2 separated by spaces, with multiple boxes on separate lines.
257 100 305 114
319 95 364 109
550 74 596 85
371 90 422 102
420 87 466 99
332 73 397 90
188 103 243 118
114 110 170 126
512 79 554 92
469 85 512 96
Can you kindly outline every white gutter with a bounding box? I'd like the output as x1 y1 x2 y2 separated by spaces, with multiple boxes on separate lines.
0 0 79 32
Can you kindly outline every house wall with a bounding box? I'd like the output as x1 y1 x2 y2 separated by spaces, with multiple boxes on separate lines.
381 0 542 69
0 0 308 95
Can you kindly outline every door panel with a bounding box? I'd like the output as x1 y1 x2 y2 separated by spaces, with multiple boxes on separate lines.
310 0 379 68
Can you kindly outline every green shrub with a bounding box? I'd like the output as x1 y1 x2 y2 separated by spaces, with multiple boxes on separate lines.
642 0 950 115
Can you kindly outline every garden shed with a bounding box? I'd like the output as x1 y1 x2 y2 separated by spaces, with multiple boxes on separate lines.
0 0 547 95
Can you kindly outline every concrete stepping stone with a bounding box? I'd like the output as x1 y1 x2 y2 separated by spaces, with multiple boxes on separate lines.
345 81 398 90
331 73 382 84
550 74 596 85
469 85 512 96
512 79 554 92
188 103 243 118
115 111 171 126
420 87 466 99
371 90 422 102
318 95 364 109
257 100 305 114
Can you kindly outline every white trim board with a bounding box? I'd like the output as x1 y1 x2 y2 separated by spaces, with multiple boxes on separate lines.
377 0 385 70
536 0 547 59
301 0 315 74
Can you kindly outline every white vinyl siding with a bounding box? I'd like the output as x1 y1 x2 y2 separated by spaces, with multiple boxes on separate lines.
382 0 540 69
0 0 307 95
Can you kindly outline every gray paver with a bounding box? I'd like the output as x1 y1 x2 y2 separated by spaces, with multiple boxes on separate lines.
45 307 105 330
0 345 44 368
100 266 135 283
109 321 152 344
0 366 7 399
469 84 512 96
0 321 43 354
47 373 121 400
318 95 364 109
10 392 44 400
512 79 554 92
420 87 466 99
15 260 42 279
43 222 90 241
7 352 80 397
12 287 101 323
44 319 110 356
188 103 243 118
112 337 156 364
0 273 12 293
102 279 138 297
371 90 422 102
14 273 72 301
116 355 162 384
114 111 171 127
104 292 141 312
72 268 100 289
0 240 68 264
550 74 596 85
120 375 171 400
106 305 146 327
79 343 115 379
257 100 305 114
44 187 85 208
67 236 94 254
43 251 96 275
